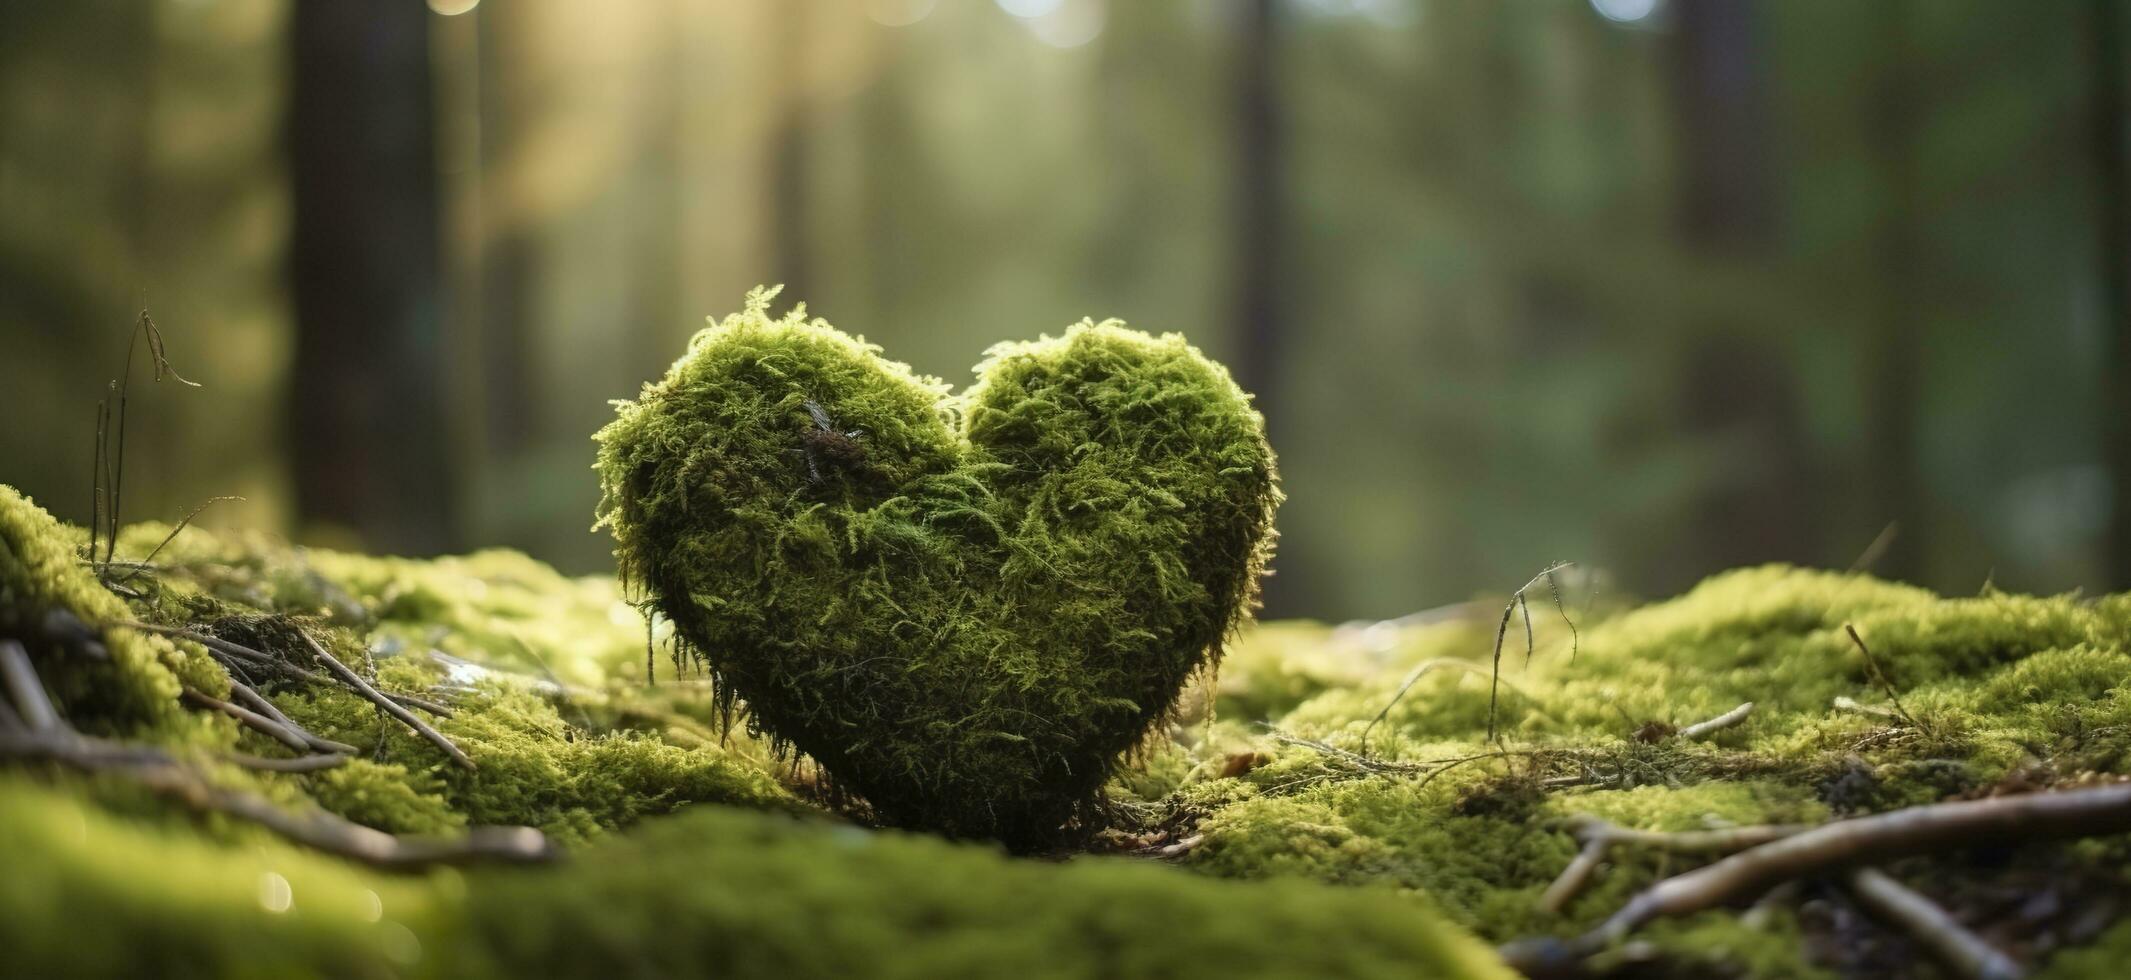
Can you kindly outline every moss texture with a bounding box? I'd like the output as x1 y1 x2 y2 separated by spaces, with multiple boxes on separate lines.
1158 565 2131 977
0 485 796 848
11 447 2131 976
0 773 1514 980
593 289 1280 844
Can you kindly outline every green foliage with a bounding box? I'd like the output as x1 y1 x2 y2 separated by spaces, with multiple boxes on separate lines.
594 289 1279 845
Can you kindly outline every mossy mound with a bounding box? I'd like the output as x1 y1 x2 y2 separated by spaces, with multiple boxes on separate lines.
1156 565 2131 977
0 775 1514 980
0 484 795 847
12 471 2131 976
593 289 1279 844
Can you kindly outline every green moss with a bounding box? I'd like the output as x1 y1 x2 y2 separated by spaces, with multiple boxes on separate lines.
2042 917 2131 979
272 665 797 845
5 486 797 853
0 486 224 742
1637 910 1834 980
14 465 2131 976
594 289 1280 844
0 773 1513 980
1153 564 2131 974
304 760 468 836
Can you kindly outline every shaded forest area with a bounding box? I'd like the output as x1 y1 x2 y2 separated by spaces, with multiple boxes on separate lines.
1 0 2127 619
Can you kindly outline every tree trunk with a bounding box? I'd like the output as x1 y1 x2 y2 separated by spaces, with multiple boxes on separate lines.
1231 0 1282 430
287 4 453 554
1863 0 1923 582
2094 0 2131 590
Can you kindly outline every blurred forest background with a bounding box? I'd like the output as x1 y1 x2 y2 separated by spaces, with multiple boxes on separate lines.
2 0 2127 620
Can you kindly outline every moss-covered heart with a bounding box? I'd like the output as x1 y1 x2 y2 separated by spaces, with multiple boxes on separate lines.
594 289 1278 845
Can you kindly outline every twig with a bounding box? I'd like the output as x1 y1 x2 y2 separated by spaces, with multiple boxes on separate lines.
300 630 475 771
1587 781 2131 945
122 622 331 684
0 639 60 731
1845 624 1928 735
1847 867 2023 980
1537 814 1811 914
97 310 202 570
223 752 350 773
1358 659 1513 755
125 622 452 724
109 495 244 585
1848 522 1900 573
1146 834 1203 859
1833 695 1904 721
1539 838 1612 913
223 681 359 755
181 688 311 753
389 692 454 718
1489 561 1576 742
0 727 547 869
1677 702 1756 741
1544 564 1579 662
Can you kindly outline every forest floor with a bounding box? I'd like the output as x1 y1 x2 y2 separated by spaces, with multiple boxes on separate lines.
5 482 2131 979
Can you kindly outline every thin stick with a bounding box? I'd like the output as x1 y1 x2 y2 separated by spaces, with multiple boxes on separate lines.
1539 838 1610 913
1359 659 1512 755
1847 867 2023 980
124 623 448 729
388 692 454 718
1833 695 1904 721
1677 702 1756 741
110 495 245 585
225 682 358 755
121 623 332 684
1488 599 1514 742
0 727 546 869
181 688 310 753
1538 815 1810 914
301 630 474 771
88 398 106 564
1590 782 2131 944
224 752 350 773
0 640 59 731
1519 593 1535 668
1848 522 1900 573
224 678 298 727
1845 624 1927 734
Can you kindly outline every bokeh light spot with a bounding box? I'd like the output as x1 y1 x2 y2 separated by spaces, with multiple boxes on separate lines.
1023 0 1105 48
868 0 937 27
1590 0 1662 24
257 872 292 914
995 0 1064 20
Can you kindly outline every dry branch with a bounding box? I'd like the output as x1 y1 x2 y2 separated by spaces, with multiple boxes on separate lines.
1590 782 2131 944
0 726 548 869
223 680 358 755
0 639 59 731
223 751 351 773
1847 867 2023 980
181 688 311 753
1677 701 1755 741
1538 814 1811 913
300 630 474 771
